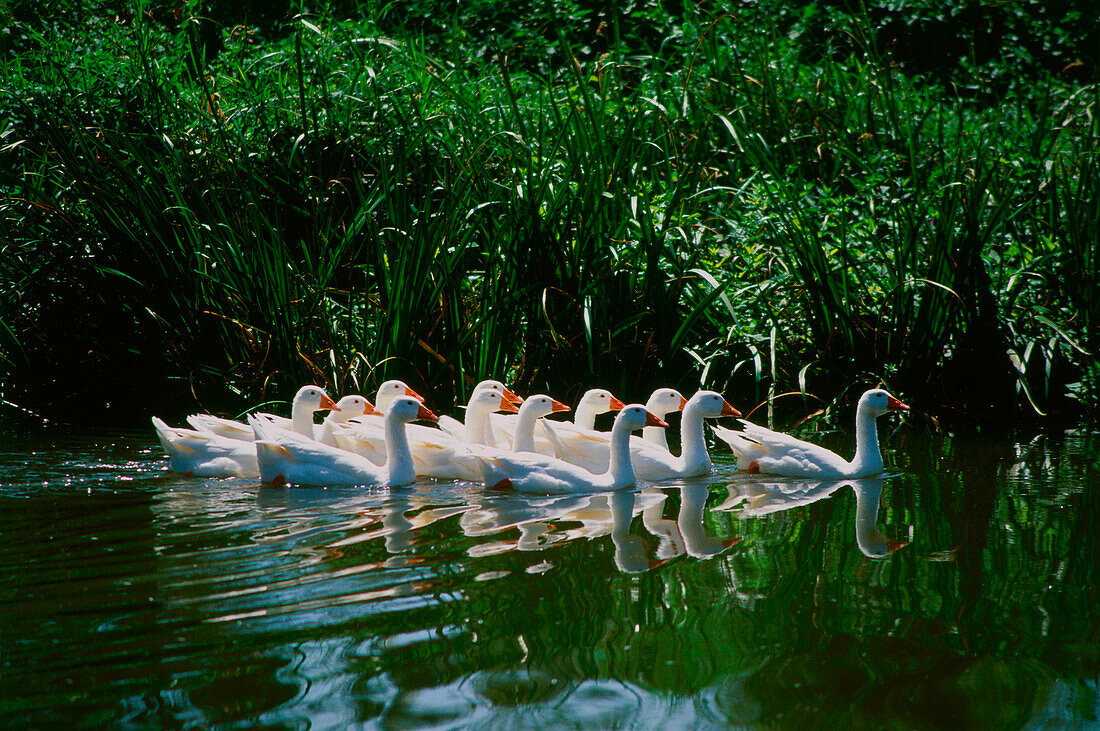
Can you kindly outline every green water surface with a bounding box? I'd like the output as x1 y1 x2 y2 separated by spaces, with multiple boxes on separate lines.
1 425 1097 728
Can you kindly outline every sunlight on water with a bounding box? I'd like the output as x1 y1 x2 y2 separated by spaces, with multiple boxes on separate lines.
1 425 1098 727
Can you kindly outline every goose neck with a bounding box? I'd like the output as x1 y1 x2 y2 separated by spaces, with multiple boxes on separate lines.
850 408 884 474
513 408 540 452
290 401 314 436
607 420 636 487
384 411 415 484
465 408 488 444
679 404 710 470
574 404 598 431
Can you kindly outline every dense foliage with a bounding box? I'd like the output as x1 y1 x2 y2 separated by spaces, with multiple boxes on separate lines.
1 0 1096 425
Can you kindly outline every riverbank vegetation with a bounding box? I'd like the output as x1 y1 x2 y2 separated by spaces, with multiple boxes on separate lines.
1 1 1097 426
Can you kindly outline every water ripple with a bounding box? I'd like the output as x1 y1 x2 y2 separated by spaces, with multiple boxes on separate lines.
2 428 1098 727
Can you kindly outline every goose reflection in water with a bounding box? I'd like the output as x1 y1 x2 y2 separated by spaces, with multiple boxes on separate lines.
457 484 740 572
253 481 743 574
718 477 909 558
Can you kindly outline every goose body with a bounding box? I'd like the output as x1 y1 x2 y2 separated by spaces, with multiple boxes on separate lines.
712 388 908 478
151 416 260 478
183 413 255 442
476 405 666 494
254 397 437 487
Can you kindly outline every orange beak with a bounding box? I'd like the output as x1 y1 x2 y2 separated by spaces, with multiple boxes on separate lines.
550 398 571 413
499 396 520 414
363 401 380 416
405 386 426 403
720 400 741 417
645 410 668 428
503 386 523 404
678 396 688 410
887 540 909 553
320 393 340 411
608 395 626 411
887 394 909 411
416 403 438 422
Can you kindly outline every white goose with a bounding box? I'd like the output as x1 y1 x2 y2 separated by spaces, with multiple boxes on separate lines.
186 385 342 441
253 396 437 487
631 391 739 481
712 388 908 478
437 380 524 445
153 385 340 478
451 388 521 445
476 404 666 494
544 390 740 481
641 388 688 449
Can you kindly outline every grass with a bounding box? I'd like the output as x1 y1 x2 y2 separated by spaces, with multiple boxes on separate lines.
0 1 1096 425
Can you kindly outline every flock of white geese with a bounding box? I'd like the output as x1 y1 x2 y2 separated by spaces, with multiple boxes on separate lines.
152 380 909 493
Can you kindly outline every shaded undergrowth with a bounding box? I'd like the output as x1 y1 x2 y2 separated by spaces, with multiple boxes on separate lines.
0 1 1096 426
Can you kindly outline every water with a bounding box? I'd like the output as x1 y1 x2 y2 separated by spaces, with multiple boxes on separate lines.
1 423 1098 728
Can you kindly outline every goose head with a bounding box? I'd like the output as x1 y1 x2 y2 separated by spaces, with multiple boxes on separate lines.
474 379 523 405
470 388 520 414
858 389 909 417
616 404 668 431
376 380 425 412
331 395 377 421
294 385 339 412
518 394 571 419
577 388 626 415
645 388 688 416
389 395 438 423
685 391 741 419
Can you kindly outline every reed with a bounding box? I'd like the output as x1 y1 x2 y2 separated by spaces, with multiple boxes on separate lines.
1 1 1096 423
